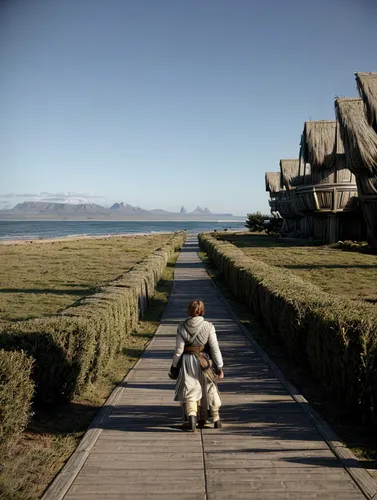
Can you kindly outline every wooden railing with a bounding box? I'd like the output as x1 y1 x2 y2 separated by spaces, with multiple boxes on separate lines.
269 182 359 216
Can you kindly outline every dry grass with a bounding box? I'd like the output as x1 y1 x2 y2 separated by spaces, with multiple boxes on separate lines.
0 251 179 500
219 232 377 303
0 234 172 322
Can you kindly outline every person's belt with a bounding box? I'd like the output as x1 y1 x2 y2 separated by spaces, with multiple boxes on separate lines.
184 345 204 353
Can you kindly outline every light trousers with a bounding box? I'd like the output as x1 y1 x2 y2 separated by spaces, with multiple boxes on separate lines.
185 400 220 422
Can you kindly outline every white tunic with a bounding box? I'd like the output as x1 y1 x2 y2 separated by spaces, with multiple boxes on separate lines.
172 316 223 405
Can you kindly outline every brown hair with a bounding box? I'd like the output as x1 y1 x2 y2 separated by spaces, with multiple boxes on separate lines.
188 300 205 317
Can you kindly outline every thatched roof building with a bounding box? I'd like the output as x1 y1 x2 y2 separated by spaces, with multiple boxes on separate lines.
265 172 282 193
292 115 359 242
280 159 300 189
356 72 377 133
300 121 337 169
335 97 377 175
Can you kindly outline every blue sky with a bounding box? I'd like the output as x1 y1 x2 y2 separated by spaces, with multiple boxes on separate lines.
1 0 376 215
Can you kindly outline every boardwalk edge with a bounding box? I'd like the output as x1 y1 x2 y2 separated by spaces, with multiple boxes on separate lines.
201 246 377 500
41 356 143 500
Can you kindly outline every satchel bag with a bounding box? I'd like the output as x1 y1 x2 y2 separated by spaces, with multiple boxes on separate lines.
168 357 182 380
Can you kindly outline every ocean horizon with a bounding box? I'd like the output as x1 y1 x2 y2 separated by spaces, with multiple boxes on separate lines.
0 219 246 241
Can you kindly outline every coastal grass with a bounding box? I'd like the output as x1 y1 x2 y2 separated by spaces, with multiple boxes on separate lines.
219 232 377 303
0 350 34 444
0 233 173 322
198 249 377 478
0 251 179 500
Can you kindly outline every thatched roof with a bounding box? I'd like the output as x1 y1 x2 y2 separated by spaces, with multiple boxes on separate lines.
298 156 312 183
336 121 345 154
301 121 337 169
265 172 282 193
335 97 377 175
356 72 377 133
279 159 300 189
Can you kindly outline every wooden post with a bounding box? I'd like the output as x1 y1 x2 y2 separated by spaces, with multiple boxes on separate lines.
327 214 338 244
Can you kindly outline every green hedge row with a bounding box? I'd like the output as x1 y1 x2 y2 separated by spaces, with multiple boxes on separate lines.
0 232 186 404
0 350 34 444
199 233 377 420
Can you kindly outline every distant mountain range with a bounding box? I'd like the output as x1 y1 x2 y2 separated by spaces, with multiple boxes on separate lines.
0 201 240 220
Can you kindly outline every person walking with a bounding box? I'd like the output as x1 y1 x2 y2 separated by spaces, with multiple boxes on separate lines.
169 299 224 431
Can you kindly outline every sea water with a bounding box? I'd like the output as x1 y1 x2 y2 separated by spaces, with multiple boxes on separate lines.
0 220 246 241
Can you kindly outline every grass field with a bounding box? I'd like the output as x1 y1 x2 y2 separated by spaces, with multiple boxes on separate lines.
220 233 377 303
0 234 173 322
0 245 180 500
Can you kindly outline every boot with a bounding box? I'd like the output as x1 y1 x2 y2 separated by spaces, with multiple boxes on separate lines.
197 419 205 429
189 415 197 432
214 420 222 429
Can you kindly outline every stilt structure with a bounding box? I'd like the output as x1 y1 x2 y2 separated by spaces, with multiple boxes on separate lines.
278 159 302 235
266 121 363 243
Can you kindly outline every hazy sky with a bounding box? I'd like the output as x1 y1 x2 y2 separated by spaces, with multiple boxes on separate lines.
1 0 376 215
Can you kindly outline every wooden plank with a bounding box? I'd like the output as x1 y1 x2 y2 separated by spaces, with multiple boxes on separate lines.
205 460 344 470
202 440 330 451
66 495 205 500
91 444 201 453
205 449 337 459
76 469 204 480
206 467 351 480
97 432 200 440
86 452 203 462
206 480 360 492
208 493 362 500
68 483 205 494
83 461 203 470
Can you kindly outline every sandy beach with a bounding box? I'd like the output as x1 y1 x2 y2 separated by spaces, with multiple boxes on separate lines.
0 232 169 245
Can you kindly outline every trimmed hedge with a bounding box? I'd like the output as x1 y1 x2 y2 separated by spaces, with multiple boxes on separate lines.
199 233 377 420
0 316 93 403
0 350 34 444
0 232 186 404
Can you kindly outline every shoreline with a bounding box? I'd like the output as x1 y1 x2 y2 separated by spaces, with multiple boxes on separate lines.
0 228 246 245
0 220 246 245
0 232 174 246
0 218 245 222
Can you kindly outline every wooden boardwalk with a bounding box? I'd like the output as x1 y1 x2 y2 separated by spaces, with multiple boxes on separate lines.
52 237 368 499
